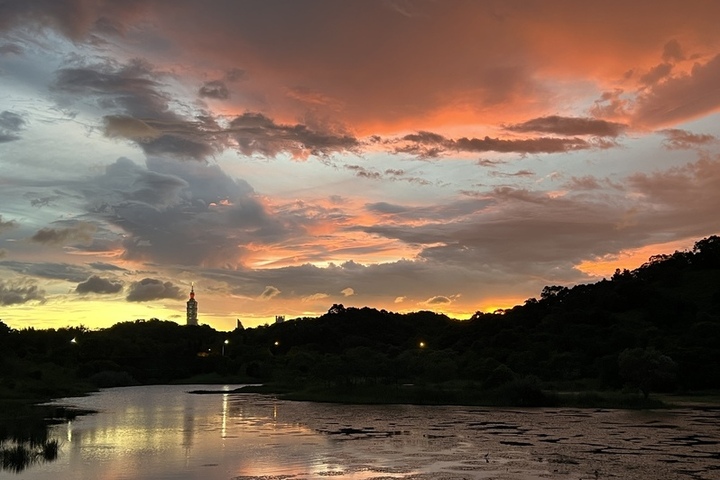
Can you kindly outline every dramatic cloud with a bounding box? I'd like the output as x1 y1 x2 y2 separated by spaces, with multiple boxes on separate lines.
505 116 627 137
2 1 720 329
228 112 359 159
76 275 123 294
397 131 595 157
633 54 720 128
78 157 294 267
52 61 220 161
30 222 96 246
126 278 183 302
199 80 230 99
0 279 45 306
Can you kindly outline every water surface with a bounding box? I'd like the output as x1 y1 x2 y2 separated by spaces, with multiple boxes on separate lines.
11 385 720 479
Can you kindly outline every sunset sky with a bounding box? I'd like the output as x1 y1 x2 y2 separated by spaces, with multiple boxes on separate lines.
2 0 720 331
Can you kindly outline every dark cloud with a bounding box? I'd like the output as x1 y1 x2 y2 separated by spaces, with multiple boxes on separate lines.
345 165 381 180
89 262 127 271
489 170 535 178
662 39 685 63
0 261 90 282
660 129 716 150
199 80 230 99
397 130 594 157
396 131 448 158
30 222 96 245
83 157 289 267
361 188 631 278
140 132 217 160
90 157 187 208
0 279 45 306
126 277 183 302
476 158 506 167
367 202 410 215
228 112 359 158
0 111 26 142
76 275 123 294
52 60 220 160
456 136 589 154
505 116 627 137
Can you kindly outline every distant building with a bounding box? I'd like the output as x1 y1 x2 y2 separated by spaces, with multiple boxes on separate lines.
236 319 244 330
275 315 285 324
186 284 198 326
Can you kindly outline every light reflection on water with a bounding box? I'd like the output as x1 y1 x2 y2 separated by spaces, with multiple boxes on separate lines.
12 385 720 480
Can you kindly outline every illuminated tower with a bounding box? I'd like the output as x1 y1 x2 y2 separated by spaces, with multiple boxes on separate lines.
186 284 198 326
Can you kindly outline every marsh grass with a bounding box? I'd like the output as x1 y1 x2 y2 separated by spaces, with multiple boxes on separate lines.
0 439 61 473
0 403 82 473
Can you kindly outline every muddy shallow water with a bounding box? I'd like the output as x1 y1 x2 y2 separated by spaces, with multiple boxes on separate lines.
13 385 720 479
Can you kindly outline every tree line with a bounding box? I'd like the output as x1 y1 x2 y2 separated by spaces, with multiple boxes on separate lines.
2 235 719 404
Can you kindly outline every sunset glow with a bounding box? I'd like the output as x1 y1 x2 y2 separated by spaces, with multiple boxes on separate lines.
1 1 720 330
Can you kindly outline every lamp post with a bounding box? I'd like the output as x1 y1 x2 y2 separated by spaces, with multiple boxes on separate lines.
222 339 229 356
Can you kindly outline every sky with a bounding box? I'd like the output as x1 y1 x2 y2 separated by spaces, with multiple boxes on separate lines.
1 0 720 331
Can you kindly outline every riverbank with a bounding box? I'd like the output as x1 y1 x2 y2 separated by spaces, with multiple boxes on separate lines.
191 381 698 409
5 368 718 415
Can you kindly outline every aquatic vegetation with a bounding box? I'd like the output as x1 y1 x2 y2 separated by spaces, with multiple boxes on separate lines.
0 439 60 473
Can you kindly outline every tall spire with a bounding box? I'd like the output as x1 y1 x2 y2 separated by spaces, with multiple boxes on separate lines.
186 282 198 326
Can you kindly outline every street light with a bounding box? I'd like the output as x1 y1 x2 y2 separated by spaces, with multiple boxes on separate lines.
222 339 229 356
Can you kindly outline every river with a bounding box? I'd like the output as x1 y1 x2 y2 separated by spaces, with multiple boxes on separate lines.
7 385 720 479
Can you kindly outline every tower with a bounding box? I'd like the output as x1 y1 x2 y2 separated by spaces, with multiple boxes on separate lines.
186 283 198 326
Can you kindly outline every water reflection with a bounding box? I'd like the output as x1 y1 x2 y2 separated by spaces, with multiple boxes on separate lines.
10 385 720 480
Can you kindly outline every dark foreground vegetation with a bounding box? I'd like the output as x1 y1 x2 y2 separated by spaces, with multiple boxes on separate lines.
2 236 720 413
